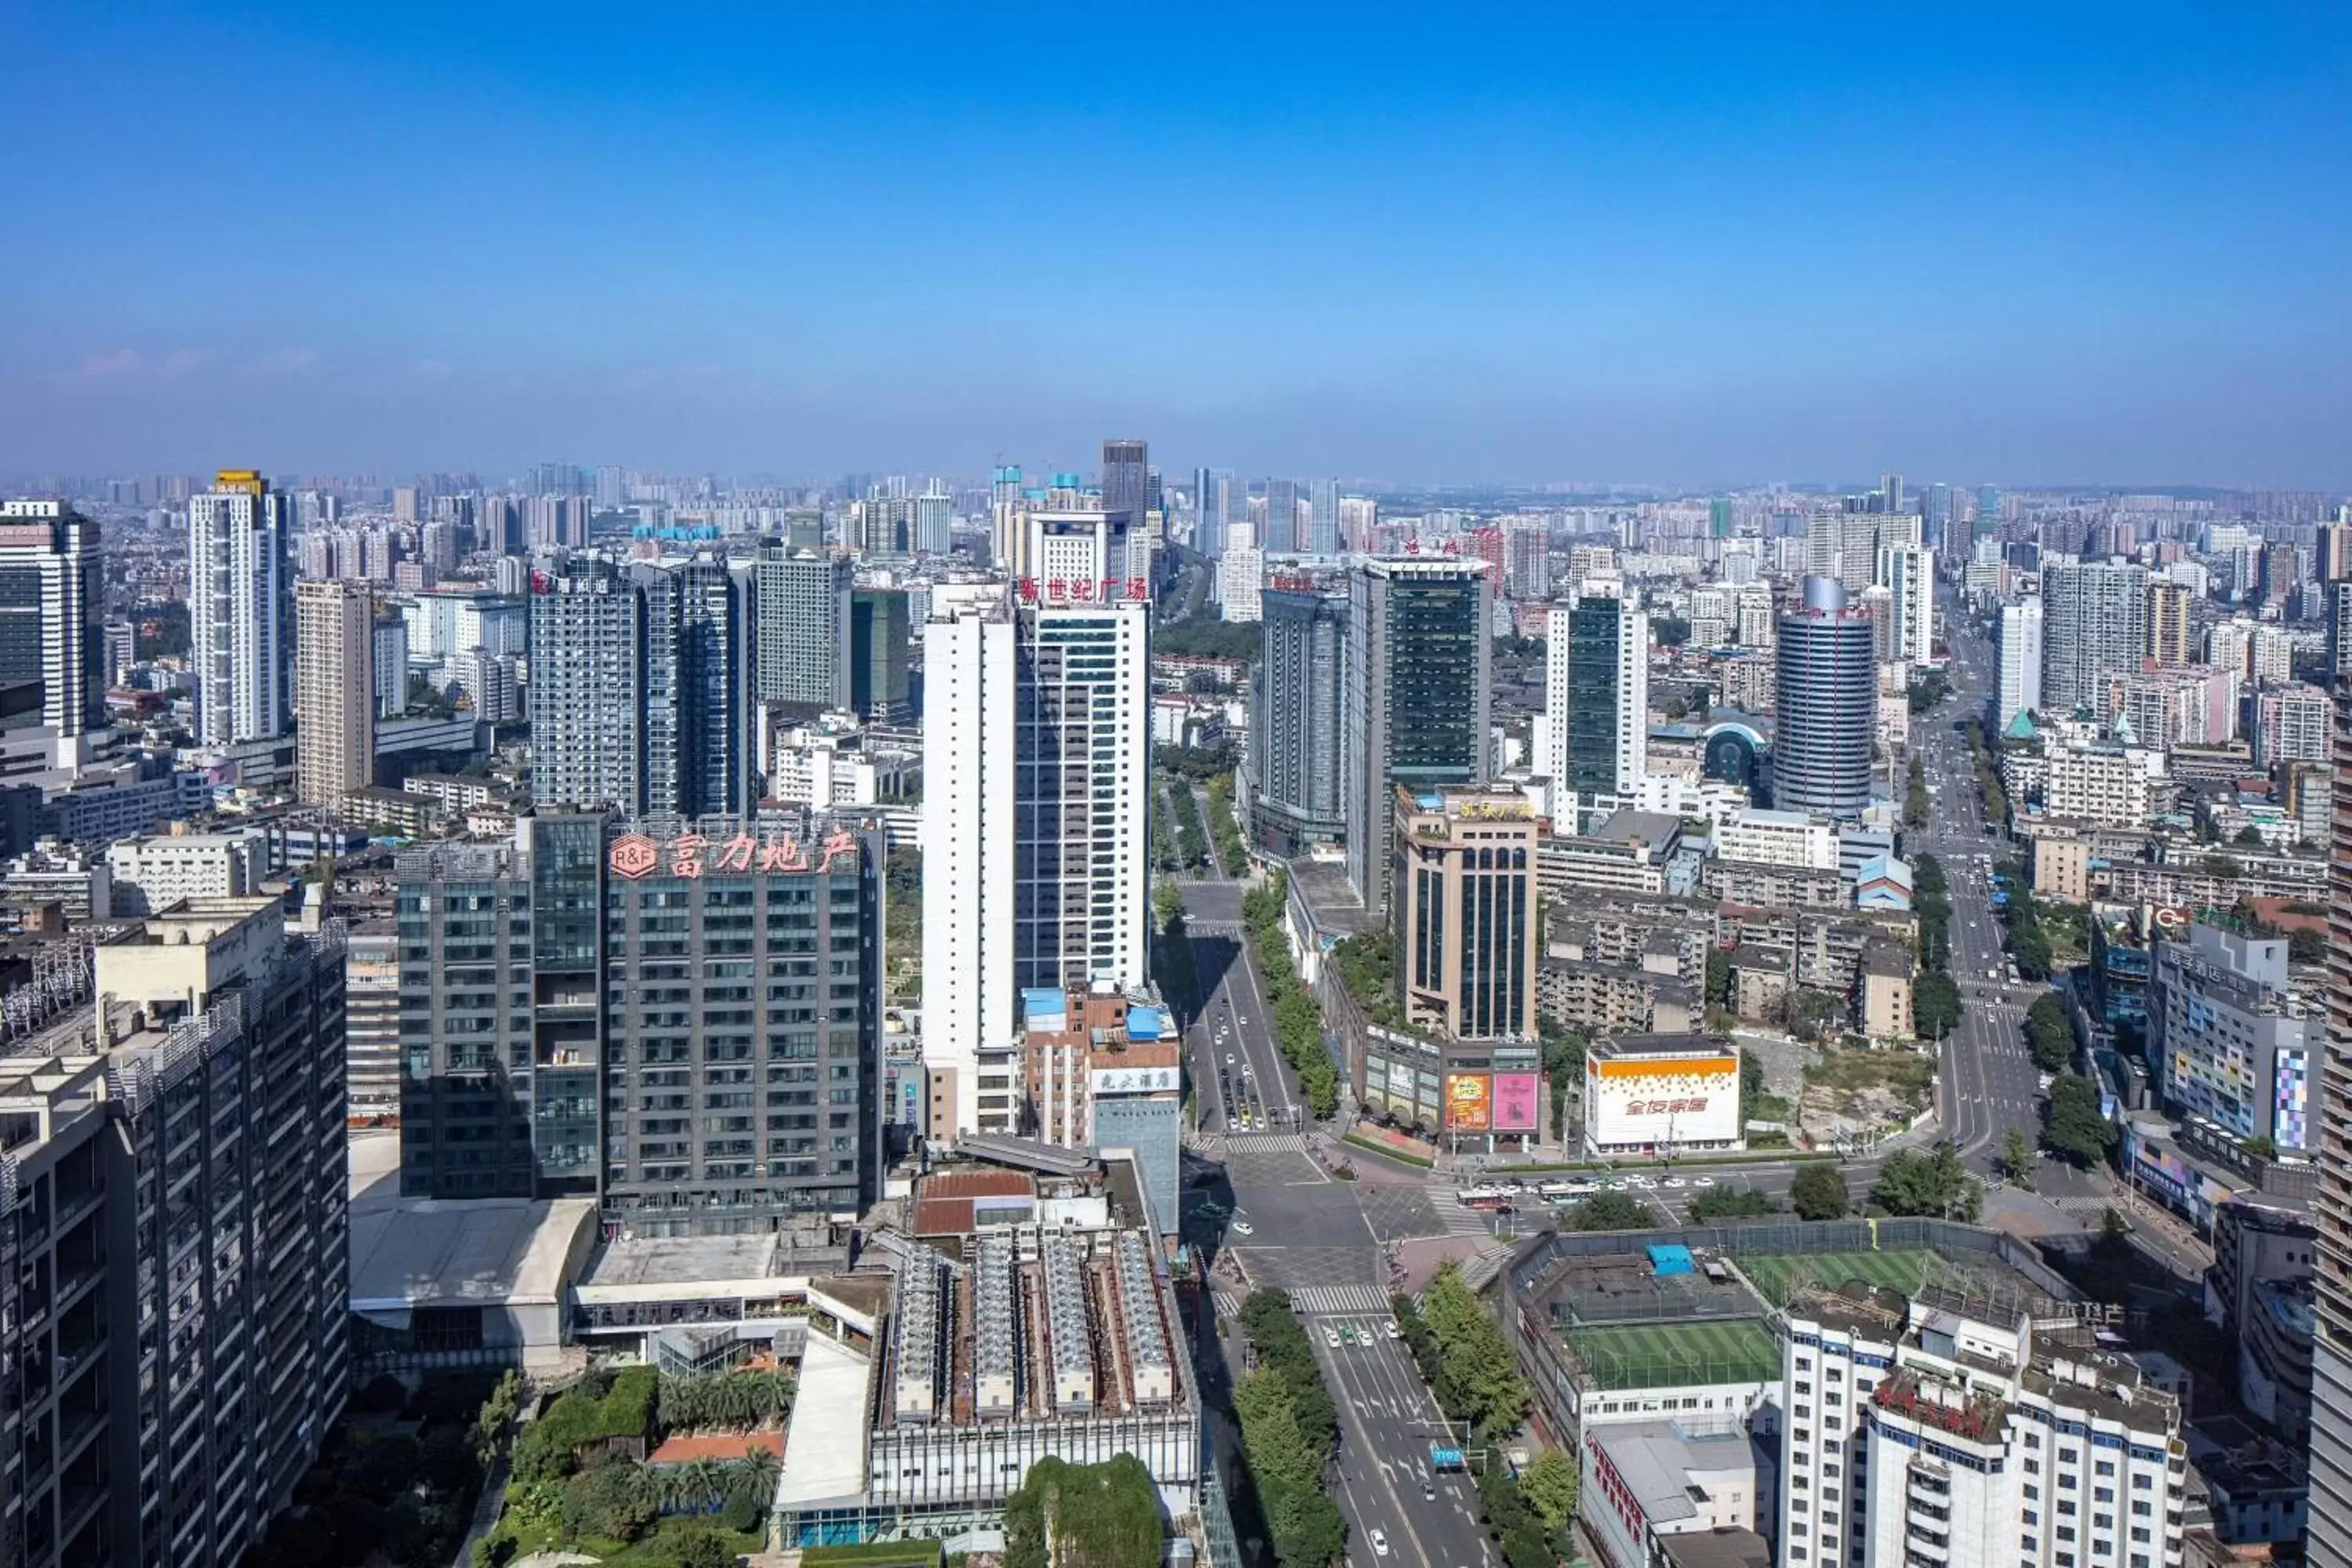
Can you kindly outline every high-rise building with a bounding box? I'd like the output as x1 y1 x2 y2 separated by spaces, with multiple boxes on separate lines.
2330 583 2352 679
372 612 408 717
2310 685 2352 1559
751 543 854 711
1392 786 1538 1041
2145 579 2194 666
1881 471 1905 515
2324 521 2352 583
1252 582 1349 853
1264 477 1300 554
345 916 402 1121
294 578 376 808
1875 541 1934 666
187 469 293 744
2042 560 2150 716
914 479 954 557
1027 505 1145 597
1544 585 1648 827
637 555 753 819
1100 438 1149 520
1998 600 2045 728
851 587 913 723
0 499 106 767
394 813 882 1225
1309 478 1340 556
0 898 349 1568
1345 557 1494 920
1214 529 1265 622
1774 575 1875 819
528 555 644 811
921 584 1151 1135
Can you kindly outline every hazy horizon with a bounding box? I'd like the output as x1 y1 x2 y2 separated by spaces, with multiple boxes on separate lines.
5 3 2349 488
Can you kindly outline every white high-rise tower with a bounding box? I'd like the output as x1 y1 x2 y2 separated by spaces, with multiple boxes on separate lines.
188 469 293 744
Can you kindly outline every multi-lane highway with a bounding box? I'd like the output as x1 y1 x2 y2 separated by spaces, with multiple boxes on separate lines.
1178 880 1301 1141
1311 1317 1494 1568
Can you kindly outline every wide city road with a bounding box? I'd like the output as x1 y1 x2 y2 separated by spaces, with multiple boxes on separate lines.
1312 1318 1494 1568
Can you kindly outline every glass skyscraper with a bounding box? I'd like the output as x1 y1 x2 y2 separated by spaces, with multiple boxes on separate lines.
1773 575 1875 818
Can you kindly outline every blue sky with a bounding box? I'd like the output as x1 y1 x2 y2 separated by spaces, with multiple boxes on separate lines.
4 2 2349 486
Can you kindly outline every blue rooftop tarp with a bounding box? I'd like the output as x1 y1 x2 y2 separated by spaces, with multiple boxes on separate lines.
1127 1005 1169 1040
1646 1243 1696 1277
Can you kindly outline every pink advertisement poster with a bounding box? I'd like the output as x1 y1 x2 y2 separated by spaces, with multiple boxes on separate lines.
1491 1072 1541 1133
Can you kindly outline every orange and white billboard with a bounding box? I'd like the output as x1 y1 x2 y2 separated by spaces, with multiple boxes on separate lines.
1445 1073 1491 1132
1583 1054 1741 1152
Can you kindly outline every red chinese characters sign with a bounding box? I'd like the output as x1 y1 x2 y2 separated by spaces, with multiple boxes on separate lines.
609 829 859 880
1016 576 1151 605
1622 1097 1710 1117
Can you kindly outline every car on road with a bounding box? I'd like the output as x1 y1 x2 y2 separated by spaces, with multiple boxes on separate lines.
1690 1176 1716 1188
1232 1220 1255 1236
1662 1178 1686 1189
1225 1052 1235 1064
1368 1531 1391 1557
1385 1319 1402 1339
1422 1481 1437 1501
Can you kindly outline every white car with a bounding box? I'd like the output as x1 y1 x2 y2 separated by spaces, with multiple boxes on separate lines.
1232 1220 1255 1236
1385 1319 1402 1340
1225 1052 1236 1064
1324 1327 1342 1348
1661 1178 1686 1189
1368 1531 1392 1558
1628 1175 1659 1190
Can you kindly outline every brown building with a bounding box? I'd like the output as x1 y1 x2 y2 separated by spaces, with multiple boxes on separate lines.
1857 941 1915 1040
295 578 375 808
2147 579 2195 667
1392 785 1539 1041
1020 987 1183 1149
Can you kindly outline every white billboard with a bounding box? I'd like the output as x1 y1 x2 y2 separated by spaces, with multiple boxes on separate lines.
1584 1055 1741 1152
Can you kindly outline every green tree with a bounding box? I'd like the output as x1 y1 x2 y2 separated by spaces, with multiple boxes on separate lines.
1871 1142 1980 1221
1570 1192 1653 1231
2008 920 2053 982
2001 1127 2033 1185
1705 947 1730 1005
1788 1163 1848 1221
2044 1073 2117 1167
1913 971 1961 1040
2024 993 2074 1073
2241 1133 2278 1162
670 1523 735 1568
1653 615 1691 647
1005 1455 1165 1568
1686 1188 1775 1221
1518 1448 1579 1533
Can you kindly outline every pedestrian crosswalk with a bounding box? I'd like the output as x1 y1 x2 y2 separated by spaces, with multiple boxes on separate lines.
1433 1195 1501 1237
1210 1287 1248 1321
1222 1132 1308 1154
1287 1285 1392 1316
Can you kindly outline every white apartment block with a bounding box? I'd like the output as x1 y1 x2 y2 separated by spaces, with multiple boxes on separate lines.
1877 543 1936 667
104 832 267 916
1999 600 2044 728
2250 684 2331 767
1780 1294 2184 1568
1215 525 1264 622
1717 808 1840 871
187 473 292 744
2045 746 2160 826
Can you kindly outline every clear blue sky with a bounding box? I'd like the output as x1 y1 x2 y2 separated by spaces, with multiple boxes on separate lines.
5 2 2349 487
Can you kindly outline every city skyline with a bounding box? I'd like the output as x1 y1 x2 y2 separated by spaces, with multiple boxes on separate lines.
4 5 2350 483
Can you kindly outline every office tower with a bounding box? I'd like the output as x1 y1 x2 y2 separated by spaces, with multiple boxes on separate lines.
2263 539 2303 608
2042 560 2150 715
1100 438 1149 519
921 584 1151 1134
593 463 627 509
1028 503 1145 595
448 647 522 724
751 543 854 710
2325 521 2352 583
1881 471 1904 515
1210 471 1241 556
851 587 913 724
525 493 586 550
1774 575 1875 819
1345 557 1494 920
989 464 1028 572
1997 599 2045 727
1875 541 1935 666
0 499 105 767
1925 481 1952 543
394 813 881 1224
1392 786 1537 1040
910 479 953 557
1709 497 1733 539
529 460 583 496
528 555 645 811
294 579 376 808
1252 583 1349 853
1264 477 1300 554
1502 517 1551 601
0 899 348 1568
2313 681 2352 1558
478 494 519 554
372 612 408 717
1544 585 1649 824
1309 478 1340 555
187 469 293 744
2145 579 2194 666
636 555 752 818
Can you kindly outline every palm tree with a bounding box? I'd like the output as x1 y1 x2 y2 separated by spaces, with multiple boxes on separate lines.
734 1446 782 1506
680 1456 728 1514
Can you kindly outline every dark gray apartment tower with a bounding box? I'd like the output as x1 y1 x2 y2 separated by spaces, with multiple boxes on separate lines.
637 554 752 819
851 587 913 724
0 898 349 1568
1344 557 1493 920
0 500 106 751
1101 438 1149 520
1773 575 1876 818
1252 583 1349 854
396 814 882 1231
750 542 854 710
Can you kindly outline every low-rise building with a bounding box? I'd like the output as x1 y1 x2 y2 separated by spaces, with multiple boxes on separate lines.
1715 808 1838 871
2205 1199 2314 1445
1702 858 1847 910
103 829 266 915
1857 942 1915 1040
1582 1421 1770 1568
1018 986 1181 1235
2151 924 2318 1154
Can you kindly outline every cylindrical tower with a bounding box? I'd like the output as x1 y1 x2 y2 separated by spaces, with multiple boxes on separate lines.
1774 575 1875 818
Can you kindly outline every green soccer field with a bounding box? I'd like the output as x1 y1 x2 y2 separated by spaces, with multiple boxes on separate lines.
1564 1318 1784 1391
1732 1248 1954 1305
